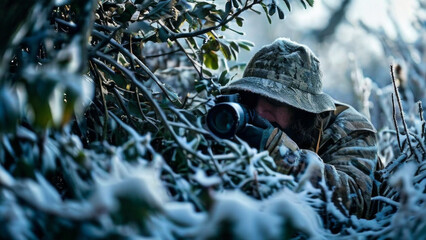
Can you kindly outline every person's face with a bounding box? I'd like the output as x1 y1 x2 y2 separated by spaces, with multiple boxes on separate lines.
255 96 294 129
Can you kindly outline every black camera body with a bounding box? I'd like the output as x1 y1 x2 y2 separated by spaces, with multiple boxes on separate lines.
206 94 256 139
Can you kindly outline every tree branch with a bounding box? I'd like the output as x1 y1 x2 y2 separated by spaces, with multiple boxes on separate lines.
168 0 259 41
94 51 211 162
391 93 402 151
91 30 182 106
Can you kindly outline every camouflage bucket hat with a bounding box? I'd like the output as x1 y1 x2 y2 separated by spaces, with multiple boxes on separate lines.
222 38 336 113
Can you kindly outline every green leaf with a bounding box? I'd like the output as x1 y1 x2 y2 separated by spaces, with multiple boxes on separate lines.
219 42 232 60
306 0 314 7
230 41 239 60
223 26 245 35
202 38 220 52
237 40 254 51
117 52 130 67
230 41 239 53
187 37 198 50
194 83 206 93
184 12 195 27
208 13 222 23
250 7 262 15
190 2 215 19
236 17 244 27
203 51 219 70
218 70 229 86
300 0 307 9
232 0 239 8
114 2 137 23
202 68 213 77
277 6 285 19
238 44 250 51
268 3 276 16
223 1 232 19
283 0 292 11
261 4 272 24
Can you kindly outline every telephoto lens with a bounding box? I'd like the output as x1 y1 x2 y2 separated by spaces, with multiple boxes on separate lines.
206 94 255 138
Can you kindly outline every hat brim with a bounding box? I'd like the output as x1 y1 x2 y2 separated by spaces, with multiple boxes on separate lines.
222 77 336 114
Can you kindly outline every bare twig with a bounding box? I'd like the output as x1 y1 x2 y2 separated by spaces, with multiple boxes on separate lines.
89 61 109 140
252 170 262 200
158 20 204 79
92 23 126 53
419 101 425 138
419 101 424 121
371 196 400 208
168 106 195 127
382 154 411 181
168 122 209 135
391 93 402 151
384 129 426 155
110 84 136 128
174 37 203 78
207 146 225 182
185 37 205 81
92 58 136 130
135 88 160 131
391 65 415 158
409 133 426 154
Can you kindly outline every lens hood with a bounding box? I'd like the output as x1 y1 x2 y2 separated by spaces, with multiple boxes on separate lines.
206 102 248 138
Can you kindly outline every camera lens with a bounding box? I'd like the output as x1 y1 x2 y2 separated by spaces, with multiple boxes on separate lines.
206 102 248 138
212 110 235 134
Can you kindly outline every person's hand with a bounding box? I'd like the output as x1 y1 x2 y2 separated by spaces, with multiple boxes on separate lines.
265 129 299 153
274 149 324 187
236 113 274 150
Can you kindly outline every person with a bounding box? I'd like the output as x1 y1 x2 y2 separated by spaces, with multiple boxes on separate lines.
221 38 381 224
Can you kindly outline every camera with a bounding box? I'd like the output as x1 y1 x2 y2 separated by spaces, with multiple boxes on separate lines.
206 93 256 139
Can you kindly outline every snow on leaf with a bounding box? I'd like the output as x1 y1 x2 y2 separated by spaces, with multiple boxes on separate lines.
193 169 221 187
197 190 283 239
0 164 14 187
264 188 326 239
0 201 34 240
109 175 168 211
89 184 118 214
35 172 61 205
164 202 206 227
388 161 417 188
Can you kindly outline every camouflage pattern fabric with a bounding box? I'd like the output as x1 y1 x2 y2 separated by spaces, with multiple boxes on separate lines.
267 103 378 219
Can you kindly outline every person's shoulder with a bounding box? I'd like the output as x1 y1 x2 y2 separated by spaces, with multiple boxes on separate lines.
322 101 376 143
333 101 376 134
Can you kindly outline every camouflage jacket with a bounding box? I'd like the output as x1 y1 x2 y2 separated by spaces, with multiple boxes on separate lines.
266 102 379 219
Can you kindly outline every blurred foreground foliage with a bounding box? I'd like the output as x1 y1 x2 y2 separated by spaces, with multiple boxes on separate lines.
0 0 424 239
